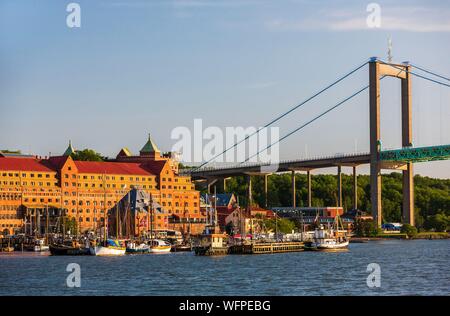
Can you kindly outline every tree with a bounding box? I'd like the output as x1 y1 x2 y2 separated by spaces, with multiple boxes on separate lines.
401 224 418 238
424 214 448 232
263 217 295 234
71 149 105 161
354 219 381 237
0 149 21 154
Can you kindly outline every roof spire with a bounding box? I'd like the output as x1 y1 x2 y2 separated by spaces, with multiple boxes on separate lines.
140 134 160 154
63 140 75 156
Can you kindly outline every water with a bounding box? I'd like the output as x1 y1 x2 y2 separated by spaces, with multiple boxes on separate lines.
0 240 449 296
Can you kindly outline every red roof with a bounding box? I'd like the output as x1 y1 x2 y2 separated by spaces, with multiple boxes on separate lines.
0 157 55 172
142 160 168 175
74 161 155 176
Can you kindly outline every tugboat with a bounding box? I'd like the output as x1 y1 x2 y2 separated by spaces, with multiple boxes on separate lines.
193 230 228 256
192 191 229 256
304 215 349 251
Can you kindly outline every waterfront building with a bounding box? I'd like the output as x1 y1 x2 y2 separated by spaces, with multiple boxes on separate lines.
0 136 204 236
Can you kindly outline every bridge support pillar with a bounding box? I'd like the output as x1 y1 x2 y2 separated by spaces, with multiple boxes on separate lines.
246 175 252 214
291 170 296 208
264 174 268 208
353 166 358 210
369 60 382 227
307 170 312 207
337 166 342 208
402 63 414 225
223 178 227 193
207 178 218 194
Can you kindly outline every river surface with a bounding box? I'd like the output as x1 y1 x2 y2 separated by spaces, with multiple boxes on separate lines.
0 239 449 296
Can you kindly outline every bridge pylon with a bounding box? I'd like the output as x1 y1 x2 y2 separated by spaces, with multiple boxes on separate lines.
369 58 414 227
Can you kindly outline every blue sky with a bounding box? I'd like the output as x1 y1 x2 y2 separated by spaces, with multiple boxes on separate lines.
1 0 449 177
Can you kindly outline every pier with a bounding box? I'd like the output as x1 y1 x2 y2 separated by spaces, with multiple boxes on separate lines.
229 242 304 255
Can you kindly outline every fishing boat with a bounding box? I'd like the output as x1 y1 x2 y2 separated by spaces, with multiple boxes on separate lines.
148 239 171 253
304 215 349 250
89 239 126 256
126 241 150 254
49 240 90 256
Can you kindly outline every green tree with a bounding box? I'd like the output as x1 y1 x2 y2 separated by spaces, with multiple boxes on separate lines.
263 217 295 234
354 219 381 237
424 214 448 232
71 149 105 161
401 224 418 238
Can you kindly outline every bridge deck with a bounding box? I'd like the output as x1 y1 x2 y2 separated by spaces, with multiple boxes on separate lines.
180 144 450 179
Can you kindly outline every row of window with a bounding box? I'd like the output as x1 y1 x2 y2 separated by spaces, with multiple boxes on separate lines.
1 173 54 178
69 174 155 182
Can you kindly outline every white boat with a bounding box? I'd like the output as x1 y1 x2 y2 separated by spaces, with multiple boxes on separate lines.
149 239 171 253
90 239 126 256
306 215 350 250
34 239 49 252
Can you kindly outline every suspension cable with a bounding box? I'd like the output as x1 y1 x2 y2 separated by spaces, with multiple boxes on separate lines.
409 63 450 82
192 59 370 171
377 59 450 88
241 78 385 164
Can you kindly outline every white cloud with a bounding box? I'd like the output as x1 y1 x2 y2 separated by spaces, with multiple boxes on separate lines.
266 5 450 33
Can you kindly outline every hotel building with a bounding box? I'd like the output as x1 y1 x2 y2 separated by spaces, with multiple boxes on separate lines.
0 136 205 236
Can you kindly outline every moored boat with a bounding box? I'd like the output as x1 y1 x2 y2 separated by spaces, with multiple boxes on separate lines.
304 215 350 251
49 240 90 256
149 239 171 253
34 238 49 252
90 239 126 256
126 241 150 254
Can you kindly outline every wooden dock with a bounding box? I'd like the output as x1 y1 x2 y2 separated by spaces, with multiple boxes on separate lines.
229 242 304 255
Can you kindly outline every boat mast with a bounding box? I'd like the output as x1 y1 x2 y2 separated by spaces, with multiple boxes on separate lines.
116 202 119 239
45 204 49 246
150 193 153 242
103 172 107 244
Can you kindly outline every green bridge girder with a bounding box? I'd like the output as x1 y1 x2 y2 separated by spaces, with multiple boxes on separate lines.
380 144 450 163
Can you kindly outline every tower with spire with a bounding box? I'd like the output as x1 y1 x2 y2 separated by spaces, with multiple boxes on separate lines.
139 134 161 159
63 140 75 156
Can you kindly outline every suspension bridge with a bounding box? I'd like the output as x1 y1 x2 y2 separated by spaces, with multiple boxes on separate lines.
180 57 450 227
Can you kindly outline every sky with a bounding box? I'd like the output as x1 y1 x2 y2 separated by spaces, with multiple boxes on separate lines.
0 0 449 178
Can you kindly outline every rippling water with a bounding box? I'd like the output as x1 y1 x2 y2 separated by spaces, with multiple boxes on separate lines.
0 240 449 295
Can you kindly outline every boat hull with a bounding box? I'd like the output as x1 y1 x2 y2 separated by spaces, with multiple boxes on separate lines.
90 246 126 256
149 246 171 253
126 247 150 254
34 245 49 252
49 245 90 256
313 241 349 250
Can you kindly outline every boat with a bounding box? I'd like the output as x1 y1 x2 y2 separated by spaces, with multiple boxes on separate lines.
90 239 126 256
304 215 350 250
193 232 228 256
126 241 150 254
171 243 192 252
148 239 171 253
49 240 90 256
33 238 49 252
1 246 14 252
